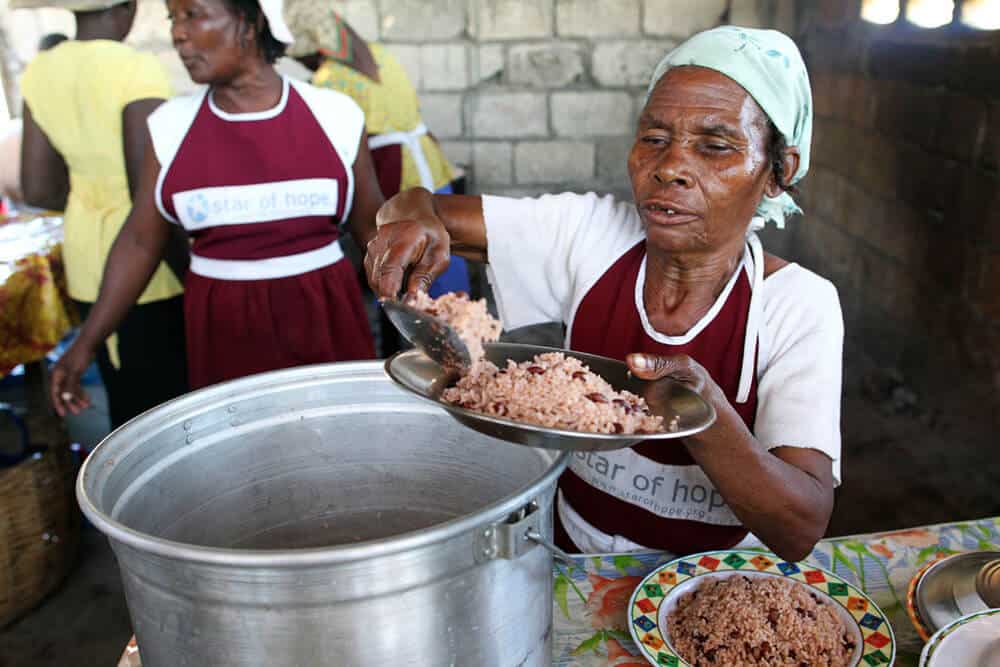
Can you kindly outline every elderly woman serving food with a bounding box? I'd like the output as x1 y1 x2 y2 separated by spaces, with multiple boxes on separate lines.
366 27 842 563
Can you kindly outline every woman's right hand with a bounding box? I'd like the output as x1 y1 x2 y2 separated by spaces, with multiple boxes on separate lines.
50 339 94 417
364 188 452 299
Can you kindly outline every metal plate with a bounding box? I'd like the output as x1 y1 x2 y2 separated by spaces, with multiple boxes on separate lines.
919 609 1000 667
916 551 1000 634
384 342 716 452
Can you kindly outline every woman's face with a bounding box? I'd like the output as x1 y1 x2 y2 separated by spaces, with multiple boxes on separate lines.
167 0 254 84
628 66 775 256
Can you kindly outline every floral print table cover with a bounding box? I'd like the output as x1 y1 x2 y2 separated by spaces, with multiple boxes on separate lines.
552 517 1000 666
118 517 1000 666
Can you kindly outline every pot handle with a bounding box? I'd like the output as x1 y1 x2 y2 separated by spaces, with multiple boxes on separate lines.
476 500 575 566
524 528 574 567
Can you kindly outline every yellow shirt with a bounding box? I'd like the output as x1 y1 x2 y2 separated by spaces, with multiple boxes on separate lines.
312 43 454 192
20 40 182 304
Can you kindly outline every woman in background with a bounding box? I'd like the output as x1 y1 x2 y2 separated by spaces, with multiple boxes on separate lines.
284 3 469 355
50 0 382 414
19 0 187 427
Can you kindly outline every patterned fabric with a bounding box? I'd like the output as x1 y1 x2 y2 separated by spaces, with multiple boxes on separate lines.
646 26 813 230
283 0 351 59
552 517 1000 667
118 517 1000 667
0 216 76 377
311 43 455 193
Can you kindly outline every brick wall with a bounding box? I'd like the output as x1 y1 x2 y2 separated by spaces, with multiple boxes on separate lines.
1 0 796 197
780 1 1000 401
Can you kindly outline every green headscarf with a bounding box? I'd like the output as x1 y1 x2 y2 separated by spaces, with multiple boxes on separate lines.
645 26 813 230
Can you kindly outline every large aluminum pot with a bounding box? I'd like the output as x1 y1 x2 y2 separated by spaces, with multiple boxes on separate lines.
77 361 569 666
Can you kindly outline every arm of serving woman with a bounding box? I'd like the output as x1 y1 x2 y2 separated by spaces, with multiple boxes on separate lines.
628 352 837 563
365 187 487 298
49 132 176 416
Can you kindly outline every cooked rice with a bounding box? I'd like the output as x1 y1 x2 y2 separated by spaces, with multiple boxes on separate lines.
409 291 501 363
442 352 666 435
412 293 672 435
667 575 856 667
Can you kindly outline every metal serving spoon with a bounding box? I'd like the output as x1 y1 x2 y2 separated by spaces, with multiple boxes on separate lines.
381 298 472 372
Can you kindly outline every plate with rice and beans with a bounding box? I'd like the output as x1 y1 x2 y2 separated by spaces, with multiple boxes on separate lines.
383 293 716 452
627 550 896 667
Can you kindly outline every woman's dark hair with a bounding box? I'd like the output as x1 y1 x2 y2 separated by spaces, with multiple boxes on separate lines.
221 0 286 64
766 119 795 193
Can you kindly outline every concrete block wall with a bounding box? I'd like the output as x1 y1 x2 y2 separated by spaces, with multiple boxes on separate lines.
781 1 1000 402
1 0 796 198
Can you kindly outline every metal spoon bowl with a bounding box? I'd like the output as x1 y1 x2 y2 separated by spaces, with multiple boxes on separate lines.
380 298 472 371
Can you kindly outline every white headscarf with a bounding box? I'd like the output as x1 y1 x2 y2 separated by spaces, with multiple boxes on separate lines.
645 26 813 230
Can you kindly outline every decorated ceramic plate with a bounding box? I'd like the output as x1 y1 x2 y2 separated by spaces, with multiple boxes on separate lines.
627 549 896 666
919 608 1000 666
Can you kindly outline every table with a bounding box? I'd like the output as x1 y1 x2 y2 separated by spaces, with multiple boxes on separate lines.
552 517 1000 666
0 213 76 378
118 516 999 666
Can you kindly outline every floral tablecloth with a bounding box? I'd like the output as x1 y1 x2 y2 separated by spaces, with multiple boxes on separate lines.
553 517 1000 667
118 517 1000 666
0 214 76 377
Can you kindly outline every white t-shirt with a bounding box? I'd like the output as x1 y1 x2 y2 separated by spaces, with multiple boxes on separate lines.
482 192 844 483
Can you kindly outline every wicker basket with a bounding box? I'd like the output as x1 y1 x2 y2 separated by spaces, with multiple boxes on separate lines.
0 414 80 628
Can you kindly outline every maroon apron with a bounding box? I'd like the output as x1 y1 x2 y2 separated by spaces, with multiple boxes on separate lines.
560 239 760 554
157 83 374 389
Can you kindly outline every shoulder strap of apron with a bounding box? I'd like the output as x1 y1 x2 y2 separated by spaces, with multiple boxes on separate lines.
367 123 434 190
736 232 764 404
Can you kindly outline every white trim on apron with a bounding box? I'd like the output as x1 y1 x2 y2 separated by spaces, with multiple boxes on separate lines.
737 232 765 404
367 123 435 191
189 241 344 281
558 490 763 555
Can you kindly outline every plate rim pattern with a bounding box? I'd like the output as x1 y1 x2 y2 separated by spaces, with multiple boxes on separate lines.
626 548 897 667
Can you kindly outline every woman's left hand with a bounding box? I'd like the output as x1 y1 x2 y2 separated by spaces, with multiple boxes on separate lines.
626 353 727 414
627 351 835 561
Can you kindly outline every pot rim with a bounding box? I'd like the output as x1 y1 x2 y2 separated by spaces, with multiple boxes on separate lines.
77 360 569 567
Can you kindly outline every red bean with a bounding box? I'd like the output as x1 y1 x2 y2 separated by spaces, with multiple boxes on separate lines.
586 393 608 403
612 398 634 414
527 366 545 375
